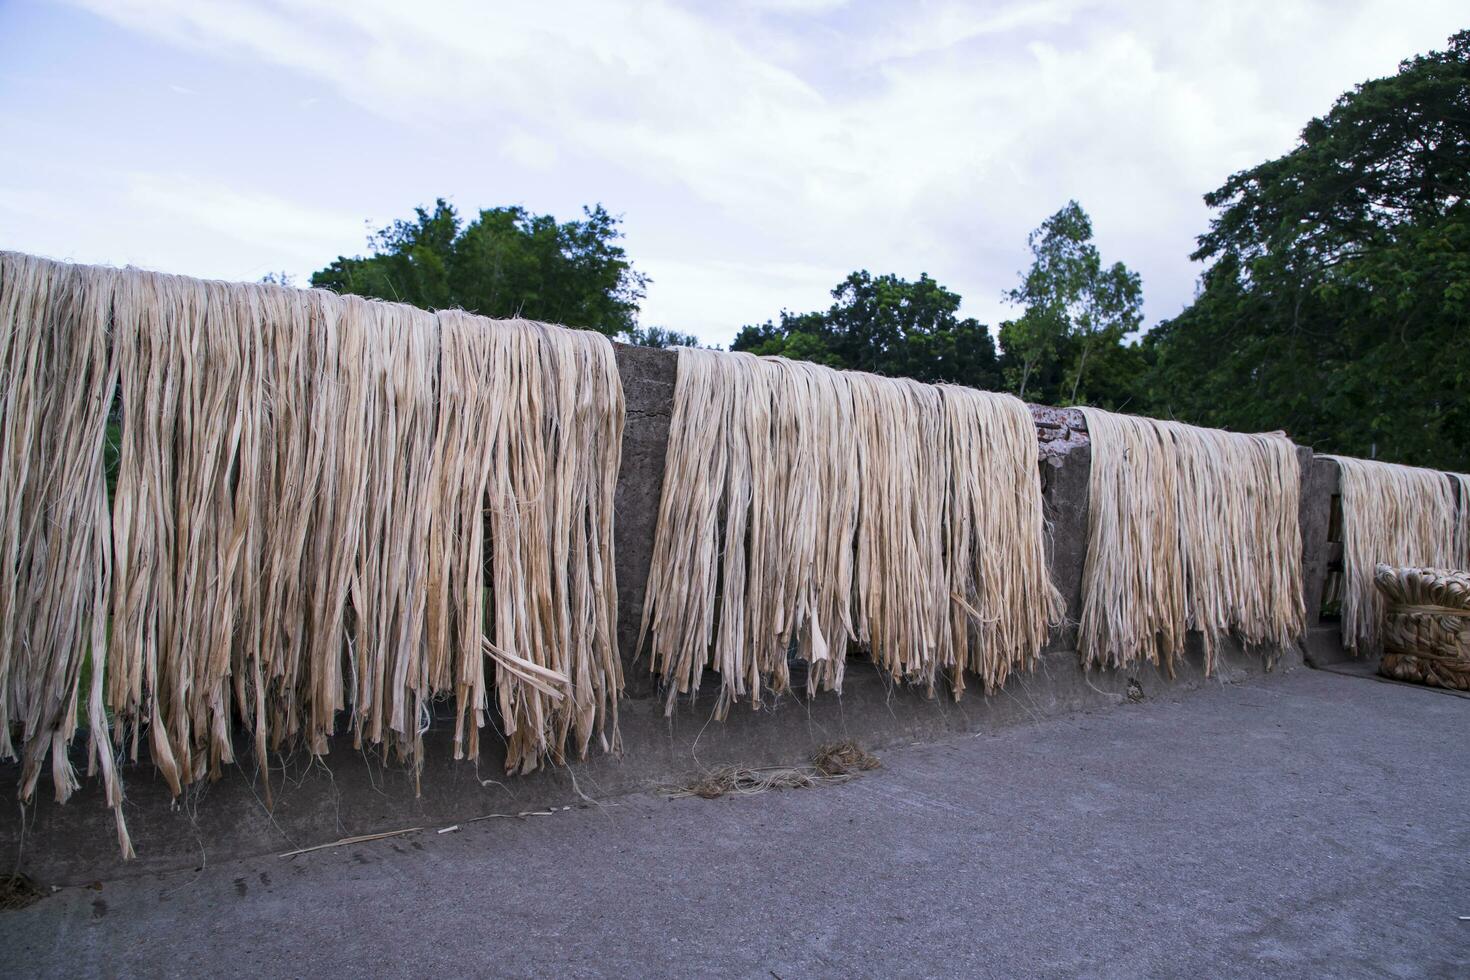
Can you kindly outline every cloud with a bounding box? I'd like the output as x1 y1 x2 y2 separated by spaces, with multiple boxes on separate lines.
500 130 560 172
0 167 366 286
124 173 367 263
48 0 1470 344
637 254 849 343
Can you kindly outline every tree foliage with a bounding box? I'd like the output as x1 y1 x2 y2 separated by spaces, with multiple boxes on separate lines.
998 201 1144 408
300 29 1468 471
620 325 706 349
1146 31 1470 469
731 270 1000 388
311 199 648 336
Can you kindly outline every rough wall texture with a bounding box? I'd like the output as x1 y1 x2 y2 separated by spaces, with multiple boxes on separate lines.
1300 453 1338 629
611 344 676 698
1040 438 1091 655
1031 404 1088 461
0 352 1340 885
1302 456 1350 666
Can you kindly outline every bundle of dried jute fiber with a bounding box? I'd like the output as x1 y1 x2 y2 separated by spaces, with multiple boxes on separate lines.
1374 564 1470 653
640 347 1060 714
0 251 625 857
1321 455 1470 654
1374 564 1470 691
1078 409 1303 675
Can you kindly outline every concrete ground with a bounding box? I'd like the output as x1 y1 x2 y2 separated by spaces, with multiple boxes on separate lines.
4 668 1466 979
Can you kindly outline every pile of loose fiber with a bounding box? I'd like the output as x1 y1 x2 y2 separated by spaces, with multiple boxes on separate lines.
1322 455 1470 654
1078 409 1304 675
667 739 881 800
0 251 625 857
640 348 1061 714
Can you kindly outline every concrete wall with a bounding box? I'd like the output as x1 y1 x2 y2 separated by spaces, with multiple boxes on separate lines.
0 345 1342 884
1300 456 1350 665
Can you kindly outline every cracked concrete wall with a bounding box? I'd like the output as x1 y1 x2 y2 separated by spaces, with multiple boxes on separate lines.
1302 456 1346 665
611 344 676 699
0 350 1339 885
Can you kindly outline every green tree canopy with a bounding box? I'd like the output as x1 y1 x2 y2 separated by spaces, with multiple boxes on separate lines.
1146 30 1470 469
620 325 705 349
311 199 648 336
731 271 1000 388
998 201 1144 407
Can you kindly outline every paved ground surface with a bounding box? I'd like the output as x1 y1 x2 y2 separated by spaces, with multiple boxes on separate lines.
4 667 1467 978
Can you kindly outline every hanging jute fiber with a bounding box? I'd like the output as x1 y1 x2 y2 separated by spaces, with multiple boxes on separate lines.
1321 454 1470 655
639 348 1061 716
1373 564 1470 691
1078 409 1304 675
0 251 624 858
0 254 121 848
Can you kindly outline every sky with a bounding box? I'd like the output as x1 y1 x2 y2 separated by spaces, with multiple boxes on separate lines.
0 1 1463 346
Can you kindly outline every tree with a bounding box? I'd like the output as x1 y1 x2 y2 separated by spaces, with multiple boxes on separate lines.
998 202 1144 407
619 326 706 349
1146 31 1470 469
731 271 1000 388
311 199 649 336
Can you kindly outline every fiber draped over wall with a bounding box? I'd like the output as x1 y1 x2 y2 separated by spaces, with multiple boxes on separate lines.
1321 454 1470 654
0 255 120 847
1078 409 1304 674
639 348 1061 715
0 252 624 857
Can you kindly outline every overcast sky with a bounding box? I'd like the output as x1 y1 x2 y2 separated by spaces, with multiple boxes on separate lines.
1 1 1463 345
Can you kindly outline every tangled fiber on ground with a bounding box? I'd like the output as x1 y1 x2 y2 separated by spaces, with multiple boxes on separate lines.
811 738 881 776
1078 409 1303 675
640 348 1061 716
1322 455 1470 654
0 251 624 857
0 873 45 912
666 740 881 799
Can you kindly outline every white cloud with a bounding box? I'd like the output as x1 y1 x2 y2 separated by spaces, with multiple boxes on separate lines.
125 173 365 263
0 168 366 286
44 0 1470 344
500 130 559 171
637 254 850 342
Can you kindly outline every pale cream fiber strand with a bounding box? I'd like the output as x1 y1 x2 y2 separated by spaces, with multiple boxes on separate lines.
1322 454 1470 654
778 358 859 698
474 317 624 772
1452 472 1470 572
638 350 776 716
0 252 624 856
0 254 127 854
1077 409 1183 671
640 348 1060 714
1167 421 1303 663
849 372 949 693
940 384 1064 696
1079 408 1304 675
